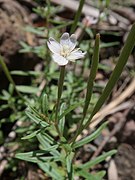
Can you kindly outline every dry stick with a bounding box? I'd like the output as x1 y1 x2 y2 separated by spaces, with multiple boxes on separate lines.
50 0 99 18
36 80 46 97
0 160 7 176
50 0 130 29
112 77 130 99
76 78 135 141
91 109 130 159
75 101 133 142
89 77 135 129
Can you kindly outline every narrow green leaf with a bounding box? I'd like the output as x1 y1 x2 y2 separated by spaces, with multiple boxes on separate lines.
0 104 9 111
38 162 64 179
58 103 66 135
25 26 45 36
77 170 91 179
16 85 39 94
100 42 119 48
37 132 55 145
96 171 106 179
27 106 49 125
11 70 41 76
29 106 40 116
25 111 48 127
9 84 14 95
41 93 49 115
84 22 135 130
77 150 117 169
52 21 73 30
77 170 106 180
36 132 60 156
21 129 41 140
83 34 100 118
16 150 60 163
2 90 10 99
58 101 84 121
11 70 30 76
73 122 107 149
66 153 74 180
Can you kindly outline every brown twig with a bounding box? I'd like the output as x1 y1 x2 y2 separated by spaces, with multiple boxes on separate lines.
91 109 130 159
50 0 99 18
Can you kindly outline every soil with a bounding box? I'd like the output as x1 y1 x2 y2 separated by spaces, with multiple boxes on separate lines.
0 0 38 90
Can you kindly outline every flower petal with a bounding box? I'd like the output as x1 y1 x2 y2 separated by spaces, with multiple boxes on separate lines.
52 54 68 66
60 33 77 51
67 49 86 61
69 34 77 51
60 32 70 46
47 37 61 54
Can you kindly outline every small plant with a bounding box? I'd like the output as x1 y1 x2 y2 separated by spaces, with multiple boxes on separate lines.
13 22 135 179
0 1 135 179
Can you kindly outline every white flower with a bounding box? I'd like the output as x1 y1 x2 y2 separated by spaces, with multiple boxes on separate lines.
47 32 86 66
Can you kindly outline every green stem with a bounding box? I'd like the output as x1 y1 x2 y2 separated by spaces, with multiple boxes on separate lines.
55 66 66 136
0 55 26 102
70 34 100 144
46 0 51 38
70 0 85 34
83 34 100 118
72 22 135 142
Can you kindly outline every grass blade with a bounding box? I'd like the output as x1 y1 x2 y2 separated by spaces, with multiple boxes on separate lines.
84 23 135 130
83 34 100 118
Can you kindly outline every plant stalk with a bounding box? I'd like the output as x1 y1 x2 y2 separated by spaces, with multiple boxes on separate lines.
70 34 100 144
55 66 66 136
70 0 85 34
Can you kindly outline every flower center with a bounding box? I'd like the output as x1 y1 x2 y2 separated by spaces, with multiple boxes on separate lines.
60 45 70 57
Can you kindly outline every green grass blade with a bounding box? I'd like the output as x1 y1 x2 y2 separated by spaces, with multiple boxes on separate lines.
84 23 135 130
83 34 100 118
